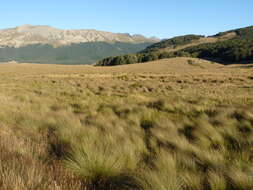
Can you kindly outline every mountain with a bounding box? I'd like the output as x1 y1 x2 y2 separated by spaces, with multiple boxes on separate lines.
0 24 158 47
96 26 253 66
0 25 159 64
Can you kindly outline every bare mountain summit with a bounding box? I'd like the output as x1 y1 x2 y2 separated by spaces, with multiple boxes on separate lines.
0 25 159 48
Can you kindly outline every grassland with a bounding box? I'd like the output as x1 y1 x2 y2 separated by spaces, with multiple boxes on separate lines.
0 58 253 190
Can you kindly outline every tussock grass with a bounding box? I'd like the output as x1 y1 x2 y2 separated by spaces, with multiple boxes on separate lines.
64 141 143 190
0 59 253 189
140 151 184 190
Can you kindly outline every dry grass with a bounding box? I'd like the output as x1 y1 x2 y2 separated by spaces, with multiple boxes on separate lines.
0 58 253 190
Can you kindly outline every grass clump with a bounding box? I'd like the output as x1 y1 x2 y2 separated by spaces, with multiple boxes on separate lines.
140 151 183 190
64 141 143 190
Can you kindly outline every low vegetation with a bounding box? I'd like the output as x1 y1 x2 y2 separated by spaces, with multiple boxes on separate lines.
0 58 253 189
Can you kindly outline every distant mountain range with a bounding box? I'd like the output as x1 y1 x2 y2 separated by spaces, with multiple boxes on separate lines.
0 25 159 47
97 26 253 66
0 25 159 64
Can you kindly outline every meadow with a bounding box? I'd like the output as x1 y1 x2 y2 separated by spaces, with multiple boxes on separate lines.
0 57 253 190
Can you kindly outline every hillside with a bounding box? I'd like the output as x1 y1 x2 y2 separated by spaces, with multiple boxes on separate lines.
1 58 253 189
140 34 204 53
97 26 253 66
0 25 158 64
174 26 253 63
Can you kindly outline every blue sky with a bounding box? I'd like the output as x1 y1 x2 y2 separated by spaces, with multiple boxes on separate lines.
0 0 252 39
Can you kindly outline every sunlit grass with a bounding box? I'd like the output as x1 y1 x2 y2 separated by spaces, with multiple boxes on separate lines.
0 58 252 189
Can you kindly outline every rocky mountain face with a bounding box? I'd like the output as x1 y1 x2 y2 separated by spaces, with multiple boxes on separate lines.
0 25 159 48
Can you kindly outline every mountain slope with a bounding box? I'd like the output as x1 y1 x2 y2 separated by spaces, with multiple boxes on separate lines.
96 26 253 66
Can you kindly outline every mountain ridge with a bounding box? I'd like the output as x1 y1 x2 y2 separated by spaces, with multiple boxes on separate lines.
0 25 159 48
